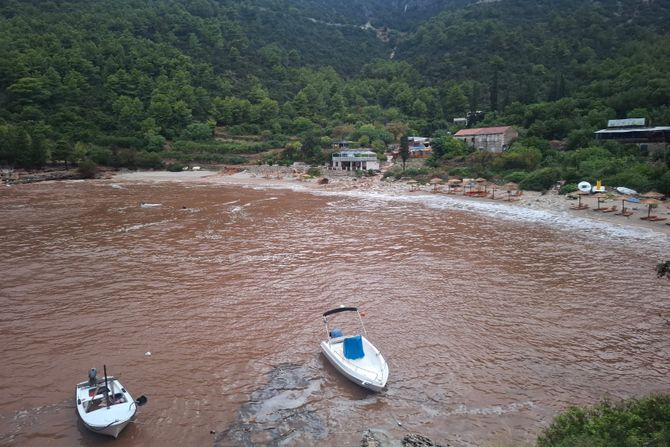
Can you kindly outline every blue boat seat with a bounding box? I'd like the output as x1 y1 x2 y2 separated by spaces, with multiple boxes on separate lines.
343 335 365 360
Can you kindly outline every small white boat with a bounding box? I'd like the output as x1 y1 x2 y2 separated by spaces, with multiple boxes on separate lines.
320 306 389 392
75 366 147 438
616 186 638 195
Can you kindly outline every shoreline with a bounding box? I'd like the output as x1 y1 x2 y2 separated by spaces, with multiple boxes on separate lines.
110 169 670 238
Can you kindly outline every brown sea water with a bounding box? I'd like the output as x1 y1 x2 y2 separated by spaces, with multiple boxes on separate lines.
1 179 669 446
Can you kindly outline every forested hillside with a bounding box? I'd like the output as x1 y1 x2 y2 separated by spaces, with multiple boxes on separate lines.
398 0 670 120
1 0 669 193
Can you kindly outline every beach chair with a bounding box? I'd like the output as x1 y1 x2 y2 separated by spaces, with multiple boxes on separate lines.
601 205 617 213
648 216 667 222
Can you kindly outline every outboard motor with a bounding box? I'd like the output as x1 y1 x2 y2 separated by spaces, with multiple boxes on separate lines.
88 368 97 387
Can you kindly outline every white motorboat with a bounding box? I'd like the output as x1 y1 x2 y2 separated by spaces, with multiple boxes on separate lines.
75 366 147 438
320 306 389 392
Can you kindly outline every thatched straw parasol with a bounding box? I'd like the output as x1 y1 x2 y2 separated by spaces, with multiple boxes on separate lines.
430 177 443 192
640 198 661 219
446 178 461 194
474 177 488 192
618 195 633 214
575 190 590 207
640 191 665 200
592 192 607 210
504 182 518 201
407 179 419 191
490 183 499 199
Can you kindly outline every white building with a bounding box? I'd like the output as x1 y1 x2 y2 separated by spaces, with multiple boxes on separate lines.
331 149 380 171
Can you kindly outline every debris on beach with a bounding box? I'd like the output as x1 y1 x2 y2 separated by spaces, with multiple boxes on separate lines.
214 364 325 446
361 429 448 447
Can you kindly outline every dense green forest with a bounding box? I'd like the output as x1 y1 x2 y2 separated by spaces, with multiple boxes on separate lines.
1 0 669 191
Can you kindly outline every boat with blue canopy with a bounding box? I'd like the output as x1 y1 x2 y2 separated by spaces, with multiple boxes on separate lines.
320 306 389 392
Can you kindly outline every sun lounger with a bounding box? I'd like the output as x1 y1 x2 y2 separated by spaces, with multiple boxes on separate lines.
614 210 633 217
648 216 667 222
570 204 589 210
601 206 617 213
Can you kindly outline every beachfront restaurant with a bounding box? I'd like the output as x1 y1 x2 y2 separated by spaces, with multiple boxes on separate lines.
331 149 380 171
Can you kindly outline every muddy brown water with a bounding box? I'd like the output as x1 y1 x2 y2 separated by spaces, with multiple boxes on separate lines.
1 179 669 446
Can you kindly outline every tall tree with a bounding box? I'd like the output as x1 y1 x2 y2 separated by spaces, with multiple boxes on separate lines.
399 135 410 172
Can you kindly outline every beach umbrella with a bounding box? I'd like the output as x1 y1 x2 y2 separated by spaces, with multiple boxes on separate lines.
593 192 607 210
640 191 665 200
474 177 487 192
430 177 443 191
446 178 461 194
407 179 418 191
619 195 634 214
490 184 499 199
504 182 518 201
640 198 661 219
576 190 590 207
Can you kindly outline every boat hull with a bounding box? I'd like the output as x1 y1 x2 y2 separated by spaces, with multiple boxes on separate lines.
320 337 388 392
80 418 132 439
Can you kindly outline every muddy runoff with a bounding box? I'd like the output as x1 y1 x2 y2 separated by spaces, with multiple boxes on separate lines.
0 179 668 446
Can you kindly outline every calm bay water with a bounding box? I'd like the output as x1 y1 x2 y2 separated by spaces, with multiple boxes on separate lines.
1 179 669 446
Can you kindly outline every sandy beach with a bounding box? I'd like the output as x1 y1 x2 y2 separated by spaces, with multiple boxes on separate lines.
112 168 670 238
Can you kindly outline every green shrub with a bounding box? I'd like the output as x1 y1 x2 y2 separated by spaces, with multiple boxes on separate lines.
448 166 474 177
167 163 185 172
504 171 528 183
88 146 113 165
181 122 213 141
519 167 561 191
228 123 261 135
494 145 542 171
307 167 321 177
656 171 670 195
572 146 612 163
145 134 166 152
173 140 268 154
77 159 97 178
537 395 670 447
559 183 578 195
383 168 401 179
604 170 652 192
562 168 582 183
116 148 136 168
95 135 145 149
135 151 163 169
404 167 430 177
266 135 289 148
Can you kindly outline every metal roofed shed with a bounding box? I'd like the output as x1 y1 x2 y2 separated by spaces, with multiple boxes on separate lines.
593 126 670 143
